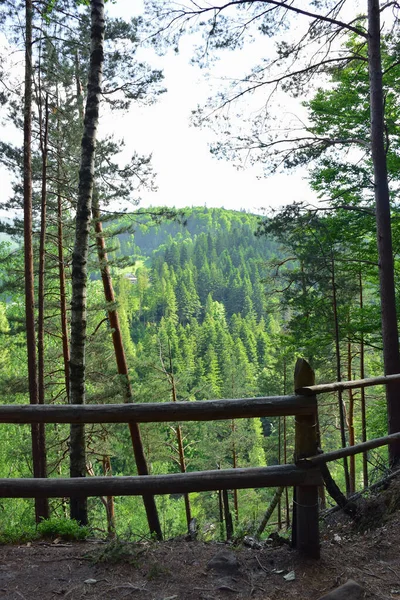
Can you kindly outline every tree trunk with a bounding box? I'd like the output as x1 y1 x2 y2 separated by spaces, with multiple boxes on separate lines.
331 256 350 494
283 360 290 528
102 456 116 536
166 342 191 532
277 416 282 529
24 0 49 522
222 489 233 540
359 270 368 487
347 339 356 493
57 160 70 401
55 93 70 402
231 419 239 523
92 201 162 539
256 487 284 539
368 0 400 467
69 0 105 525
38 93 48 407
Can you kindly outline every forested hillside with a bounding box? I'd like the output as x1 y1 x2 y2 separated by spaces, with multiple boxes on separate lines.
0 203 392 538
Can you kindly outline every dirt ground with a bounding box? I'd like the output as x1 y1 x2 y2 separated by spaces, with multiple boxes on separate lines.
0 487 399 600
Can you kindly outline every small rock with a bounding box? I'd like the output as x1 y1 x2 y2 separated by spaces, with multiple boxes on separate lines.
243 536 262 549
317 579 365 600
207 550 240 574
267 532 290 547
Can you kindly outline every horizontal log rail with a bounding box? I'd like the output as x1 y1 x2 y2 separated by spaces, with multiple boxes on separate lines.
297 431 400 467
0 395 316 424
296 372 400 396
0 464 322 498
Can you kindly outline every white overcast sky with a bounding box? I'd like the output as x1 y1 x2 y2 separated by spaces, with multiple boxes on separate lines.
105 0 318 214
0 0 366 218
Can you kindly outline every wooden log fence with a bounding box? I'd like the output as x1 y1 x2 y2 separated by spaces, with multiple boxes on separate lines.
0 465 323 498
0 360 398 560
296 372 400 396
297 431 400 467
0 395 315 423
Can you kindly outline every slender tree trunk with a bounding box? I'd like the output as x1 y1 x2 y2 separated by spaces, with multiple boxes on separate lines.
315 412 326 509
38 92 49 411
57 174 70 401
347 339 356 493
37 91 50 518
231 419 239 522
277 416 282 529
331 256 350 494
283 360 290 528
24 0 49 522
217 464 224 538
368 0 400 467
55 97 70 402
69 0 105 525
256 487 284 539
222 489 233 540
166 343 191 532
102 456 116 536
92 201 162 539
359 270 368 487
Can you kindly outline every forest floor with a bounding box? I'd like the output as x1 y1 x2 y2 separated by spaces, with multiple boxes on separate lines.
0 479 400 600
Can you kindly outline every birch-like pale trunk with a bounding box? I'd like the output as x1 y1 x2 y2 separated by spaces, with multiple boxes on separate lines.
24 0 49 522
69 0 105 525
368 0 400 467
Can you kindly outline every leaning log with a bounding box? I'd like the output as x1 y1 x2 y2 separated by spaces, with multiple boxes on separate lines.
296 373 400 396
297 431 400 467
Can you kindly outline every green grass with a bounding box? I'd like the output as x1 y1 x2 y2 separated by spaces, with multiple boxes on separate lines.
0 517 90 545
37 517 90 540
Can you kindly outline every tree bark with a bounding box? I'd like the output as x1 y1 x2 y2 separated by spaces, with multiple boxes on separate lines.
359 271 368 487
256 486 284 539
277 416 282 529
69 0 105 525
347 339 356 493
24 0 49 522
222 489 233 540
92 201 162 539
57 153 70 401
331 256 350 494
166 342 191 532
55 91 70 402
368 0 400 467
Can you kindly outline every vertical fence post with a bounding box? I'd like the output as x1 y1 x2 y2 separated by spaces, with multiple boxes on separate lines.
294 358 320 558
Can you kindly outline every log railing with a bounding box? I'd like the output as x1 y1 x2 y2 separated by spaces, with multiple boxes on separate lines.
0 361 399 559
0 359 321 557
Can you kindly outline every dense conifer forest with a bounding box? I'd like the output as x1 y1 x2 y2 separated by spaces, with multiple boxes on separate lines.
0 206 391 538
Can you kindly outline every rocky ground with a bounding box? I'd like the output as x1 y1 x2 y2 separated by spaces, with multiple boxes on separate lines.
0 479 399 600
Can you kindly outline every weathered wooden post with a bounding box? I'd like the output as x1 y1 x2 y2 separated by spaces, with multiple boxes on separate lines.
293 358 320 558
